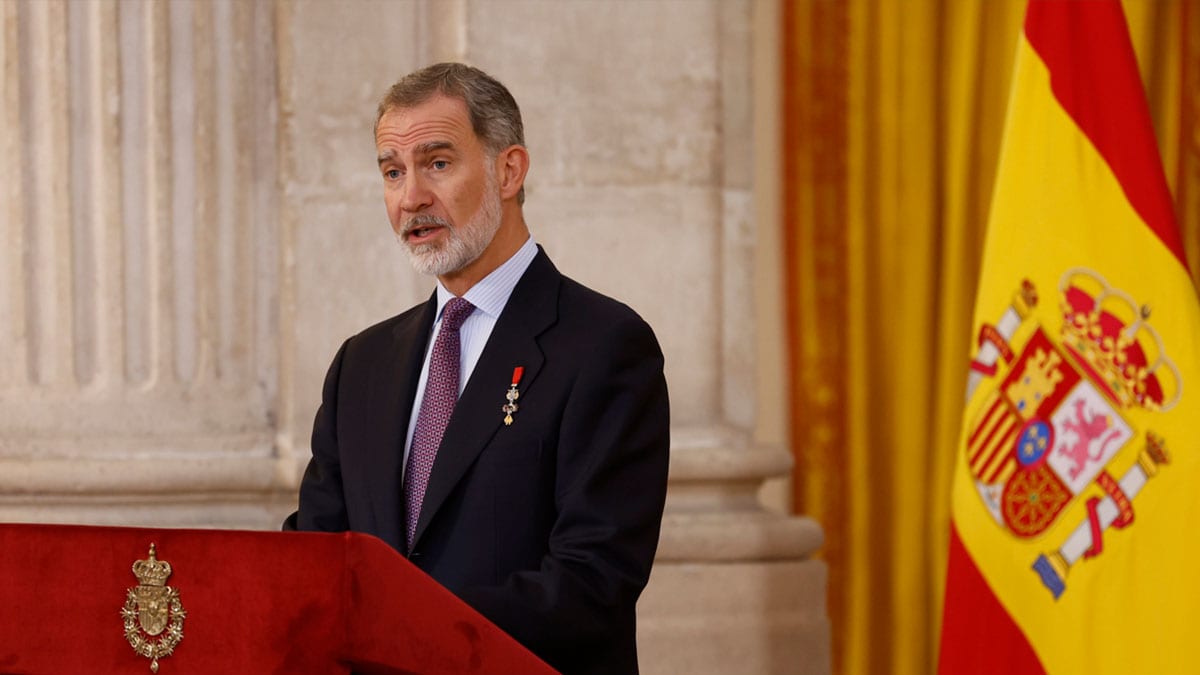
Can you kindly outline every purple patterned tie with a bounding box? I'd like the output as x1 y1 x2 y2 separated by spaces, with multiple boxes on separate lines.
403 297 475 551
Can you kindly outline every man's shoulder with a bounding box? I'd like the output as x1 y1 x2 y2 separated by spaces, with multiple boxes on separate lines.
553 274 659 347
561 271 648 317
515 249 654 333
342 298 432 352
557 275 642 321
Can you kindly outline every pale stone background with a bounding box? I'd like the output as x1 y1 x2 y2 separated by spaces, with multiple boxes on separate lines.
0 0 828 672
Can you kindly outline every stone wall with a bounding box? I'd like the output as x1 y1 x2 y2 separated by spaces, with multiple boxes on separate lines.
1 0 284 526
0 1 828 672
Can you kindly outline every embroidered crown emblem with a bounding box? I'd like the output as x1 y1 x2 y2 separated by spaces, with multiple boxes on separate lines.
1058 268 1180 412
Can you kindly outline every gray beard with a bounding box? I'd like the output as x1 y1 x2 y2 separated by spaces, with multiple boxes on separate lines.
399 170 503 277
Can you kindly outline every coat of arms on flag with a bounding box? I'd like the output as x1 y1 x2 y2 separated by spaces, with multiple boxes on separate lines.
963 268 1177 599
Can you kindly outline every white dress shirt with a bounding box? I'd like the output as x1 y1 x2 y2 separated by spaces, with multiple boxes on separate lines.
401 236 539 478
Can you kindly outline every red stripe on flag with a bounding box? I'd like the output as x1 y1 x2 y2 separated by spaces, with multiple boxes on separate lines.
970 411 1015 471
939 524 1047 675
971 419 1015 477
1024 0 1187 270
980 455 1015 487
968 396 1005 448
980 435 1017 485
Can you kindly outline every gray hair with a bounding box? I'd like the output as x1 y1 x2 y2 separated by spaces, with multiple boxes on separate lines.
376 63 526 204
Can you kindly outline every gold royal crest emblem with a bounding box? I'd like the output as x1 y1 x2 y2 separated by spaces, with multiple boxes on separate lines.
121 544 186 673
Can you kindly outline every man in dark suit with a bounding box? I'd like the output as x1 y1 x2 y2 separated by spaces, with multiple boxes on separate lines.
284 62 670 674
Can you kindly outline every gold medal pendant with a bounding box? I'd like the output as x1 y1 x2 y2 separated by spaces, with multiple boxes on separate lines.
502 366 524 425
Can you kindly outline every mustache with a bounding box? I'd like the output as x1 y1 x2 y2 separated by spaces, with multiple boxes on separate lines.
401 214 452 236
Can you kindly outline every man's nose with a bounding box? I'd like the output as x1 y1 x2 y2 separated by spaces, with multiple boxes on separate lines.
400 173 433 213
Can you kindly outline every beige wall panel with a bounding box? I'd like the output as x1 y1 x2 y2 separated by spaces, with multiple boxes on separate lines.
278 0 428 469
459 0 726 423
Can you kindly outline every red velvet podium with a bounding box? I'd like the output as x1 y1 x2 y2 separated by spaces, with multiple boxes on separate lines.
0 523 555 674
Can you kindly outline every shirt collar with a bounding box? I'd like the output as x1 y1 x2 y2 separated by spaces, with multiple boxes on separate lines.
433 236 538 321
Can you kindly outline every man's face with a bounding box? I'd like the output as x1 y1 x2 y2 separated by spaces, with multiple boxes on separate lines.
376 95 502 277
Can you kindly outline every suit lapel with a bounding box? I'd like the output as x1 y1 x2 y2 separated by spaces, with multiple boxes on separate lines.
412 251 561 549
364 295 435 552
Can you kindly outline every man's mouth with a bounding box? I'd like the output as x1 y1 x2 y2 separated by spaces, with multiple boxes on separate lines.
408 225 440 238
403 217 450 242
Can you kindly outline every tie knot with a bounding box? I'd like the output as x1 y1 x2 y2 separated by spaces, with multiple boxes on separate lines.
441 297 475 332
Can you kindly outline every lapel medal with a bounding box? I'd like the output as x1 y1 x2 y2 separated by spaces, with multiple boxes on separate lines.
121 543 186 673
503 366 524 425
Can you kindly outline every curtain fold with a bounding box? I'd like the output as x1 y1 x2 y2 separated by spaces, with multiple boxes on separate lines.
782 1 1197 673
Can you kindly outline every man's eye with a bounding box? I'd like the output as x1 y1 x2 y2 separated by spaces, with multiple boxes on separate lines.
384 169 401 180
431 160 449 170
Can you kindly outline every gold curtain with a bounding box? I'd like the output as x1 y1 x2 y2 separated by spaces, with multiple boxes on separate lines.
781 1 1199 674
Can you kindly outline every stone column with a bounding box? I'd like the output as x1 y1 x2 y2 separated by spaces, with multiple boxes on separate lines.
0 0 284 526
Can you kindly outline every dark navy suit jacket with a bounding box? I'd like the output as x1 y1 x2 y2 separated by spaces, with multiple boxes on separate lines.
285 249 671 674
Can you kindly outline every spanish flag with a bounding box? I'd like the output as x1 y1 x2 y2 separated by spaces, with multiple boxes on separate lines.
939 1 1200 673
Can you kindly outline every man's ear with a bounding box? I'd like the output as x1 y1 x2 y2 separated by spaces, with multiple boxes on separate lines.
495 145 530 201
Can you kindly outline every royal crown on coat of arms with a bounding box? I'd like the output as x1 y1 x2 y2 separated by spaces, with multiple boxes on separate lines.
1058 269 1180 411
964 269 1178 599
